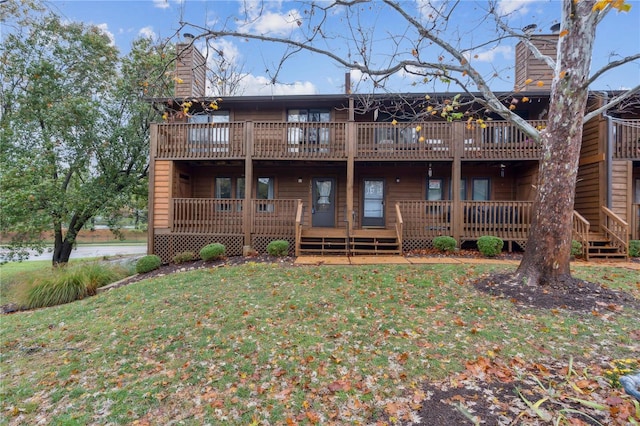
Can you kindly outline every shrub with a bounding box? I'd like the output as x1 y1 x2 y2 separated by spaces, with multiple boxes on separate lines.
571 240 583 258
135 255 162 273
629 240 640 257
26 273 88 309
173 251 197 264
266 240 290 257
199 243 225 261
76 263 125 293
477 236 504 257
432 236 457 252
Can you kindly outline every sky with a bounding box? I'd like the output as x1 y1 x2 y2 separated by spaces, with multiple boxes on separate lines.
17 0 640 96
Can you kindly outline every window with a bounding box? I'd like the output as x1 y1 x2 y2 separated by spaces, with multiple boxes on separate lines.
188 111 230 151
472 178 490 201
215 176 243 211
287 109 330 151
256 177 274 212
427 178 443 201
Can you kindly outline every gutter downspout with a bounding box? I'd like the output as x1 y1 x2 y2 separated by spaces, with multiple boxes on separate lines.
597 91 613 209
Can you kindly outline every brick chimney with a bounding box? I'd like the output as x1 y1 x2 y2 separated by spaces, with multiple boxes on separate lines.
514 34 558 91
175 34 206 98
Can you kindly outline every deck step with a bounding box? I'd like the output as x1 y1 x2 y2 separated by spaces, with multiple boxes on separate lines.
298 228 401 256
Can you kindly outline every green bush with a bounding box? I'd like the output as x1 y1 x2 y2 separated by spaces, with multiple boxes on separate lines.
173 251 197 264
571 240 583 258
432 236 457 252
26 273 88 309
78 263 125 293
135 255 162 273
477 236 504 257
266 240 290 257
629 240 640 257
199 243 226 261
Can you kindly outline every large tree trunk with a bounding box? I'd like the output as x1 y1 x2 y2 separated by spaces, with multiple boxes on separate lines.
516 0 598 286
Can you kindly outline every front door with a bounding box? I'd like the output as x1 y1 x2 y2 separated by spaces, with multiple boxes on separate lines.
362 178 385 227
312 177 336 227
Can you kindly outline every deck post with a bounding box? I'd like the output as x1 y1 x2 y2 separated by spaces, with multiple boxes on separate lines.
451 122 464 245
346 121 356 233
244 121 254 248
148 124 158 255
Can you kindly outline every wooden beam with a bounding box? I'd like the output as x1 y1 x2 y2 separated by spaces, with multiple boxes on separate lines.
578 153 605 166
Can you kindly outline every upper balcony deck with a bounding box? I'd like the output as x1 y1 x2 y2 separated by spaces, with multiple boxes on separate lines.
612 119 640 160
153 120 548 162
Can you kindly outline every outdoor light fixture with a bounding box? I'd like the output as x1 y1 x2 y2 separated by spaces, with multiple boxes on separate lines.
428 163 433 177
297 177 303 183
500 163 506 177
396 177 400 183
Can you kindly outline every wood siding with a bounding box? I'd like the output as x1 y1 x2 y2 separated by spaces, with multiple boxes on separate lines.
153 161 171 228
575 162 603 228
611 160 631 223
514 35 558 91
175 43 206 98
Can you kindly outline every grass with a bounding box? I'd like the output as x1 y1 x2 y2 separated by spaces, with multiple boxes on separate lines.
1 262 638 425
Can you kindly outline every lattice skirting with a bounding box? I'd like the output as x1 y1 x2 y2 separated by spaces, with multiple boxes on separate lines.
153 234 244 263
251 235 295 256
403 238 434 253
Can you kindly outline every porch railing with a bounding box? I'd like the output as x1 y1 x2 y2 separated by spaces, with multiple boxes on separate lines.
572 210 590 260
295 200 304 256
612 118 640 159
172 198 244 234
356 122 453 160
461 201 533 240
397 200 453 238
157 123 245 159
462 120 544 159
250 199 299 235
601 206 628 256
253 122 347 159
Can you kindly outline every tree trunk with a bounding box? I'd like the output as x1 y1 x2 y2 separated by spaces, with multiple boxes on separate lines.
516 0 598 286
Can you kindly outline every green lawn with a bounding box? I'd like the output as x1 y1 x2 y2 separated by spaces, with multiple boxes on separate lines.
1 262 638 425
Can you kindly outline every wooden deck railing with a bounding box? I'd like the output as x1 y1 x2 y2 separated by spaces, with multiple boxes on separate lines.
250 199 299 235
572 210 590 259
157 123 245 159
356 122 453 160
295 200 304 256
633 203 640 241
461 201 533 240
612 119 640 159
462 121 544 159
155 120 546 161
172 198 244 234
601 206 628 256
396 200 453 238
253 122 347 159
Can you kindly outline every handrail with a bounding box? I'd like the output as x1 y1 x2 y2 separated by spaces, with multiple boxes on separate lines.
295 199 304 256
395 202 404 253
572 210 590 260
601 206 628 257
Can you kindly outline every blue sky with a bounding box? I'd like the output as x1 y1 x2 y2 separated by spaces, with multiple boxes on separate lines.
37 0 640 95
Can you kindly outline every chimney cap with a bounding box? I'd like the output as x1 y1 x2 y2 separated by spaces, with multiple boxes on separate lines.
183 33 195 40
522 24 537 34
550 23 561 33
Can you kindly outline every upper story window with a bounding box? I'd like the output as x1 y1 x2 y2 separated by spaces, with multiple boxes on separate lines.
188 111 230 146
287 109 331 150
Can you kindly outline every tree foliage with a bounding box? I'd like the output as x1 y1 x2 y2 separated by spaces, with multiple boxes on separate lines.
0 10 173 264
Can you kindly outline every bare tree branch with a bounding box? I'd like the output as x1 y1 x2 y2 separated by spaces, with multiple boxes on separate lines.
583 84 640 122
584 53 640 88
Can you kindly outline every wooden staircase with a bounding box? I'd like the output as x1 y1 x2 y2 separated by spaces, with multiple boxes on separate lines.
573 207 629 261
297 228 401 256
585 233 628 260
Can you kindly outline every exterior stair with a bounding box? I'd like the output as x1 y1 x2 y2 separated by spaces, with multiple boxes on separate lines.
585 232 628 260
298 228 401 256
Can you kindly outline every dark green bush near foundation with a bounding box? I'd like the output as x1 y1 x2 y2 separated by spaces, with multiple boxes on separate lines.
477 236 504 257
629 240 640 257
136 255 162 273
433 236 457 252
267 240 290 257
199 243 226 261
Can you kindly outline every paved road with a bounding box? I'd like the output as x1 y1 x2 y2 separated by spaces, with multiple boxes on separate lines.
3 244 147 262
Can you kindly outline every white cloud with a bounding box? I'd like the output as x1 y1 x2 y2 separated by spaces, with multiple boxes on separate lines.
204 39 242 66
152 0 170 9
229 74 317 96
239 9 302 36
138 26 157 40
465 45 513 63
496 0 539 17
95 23 115 46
